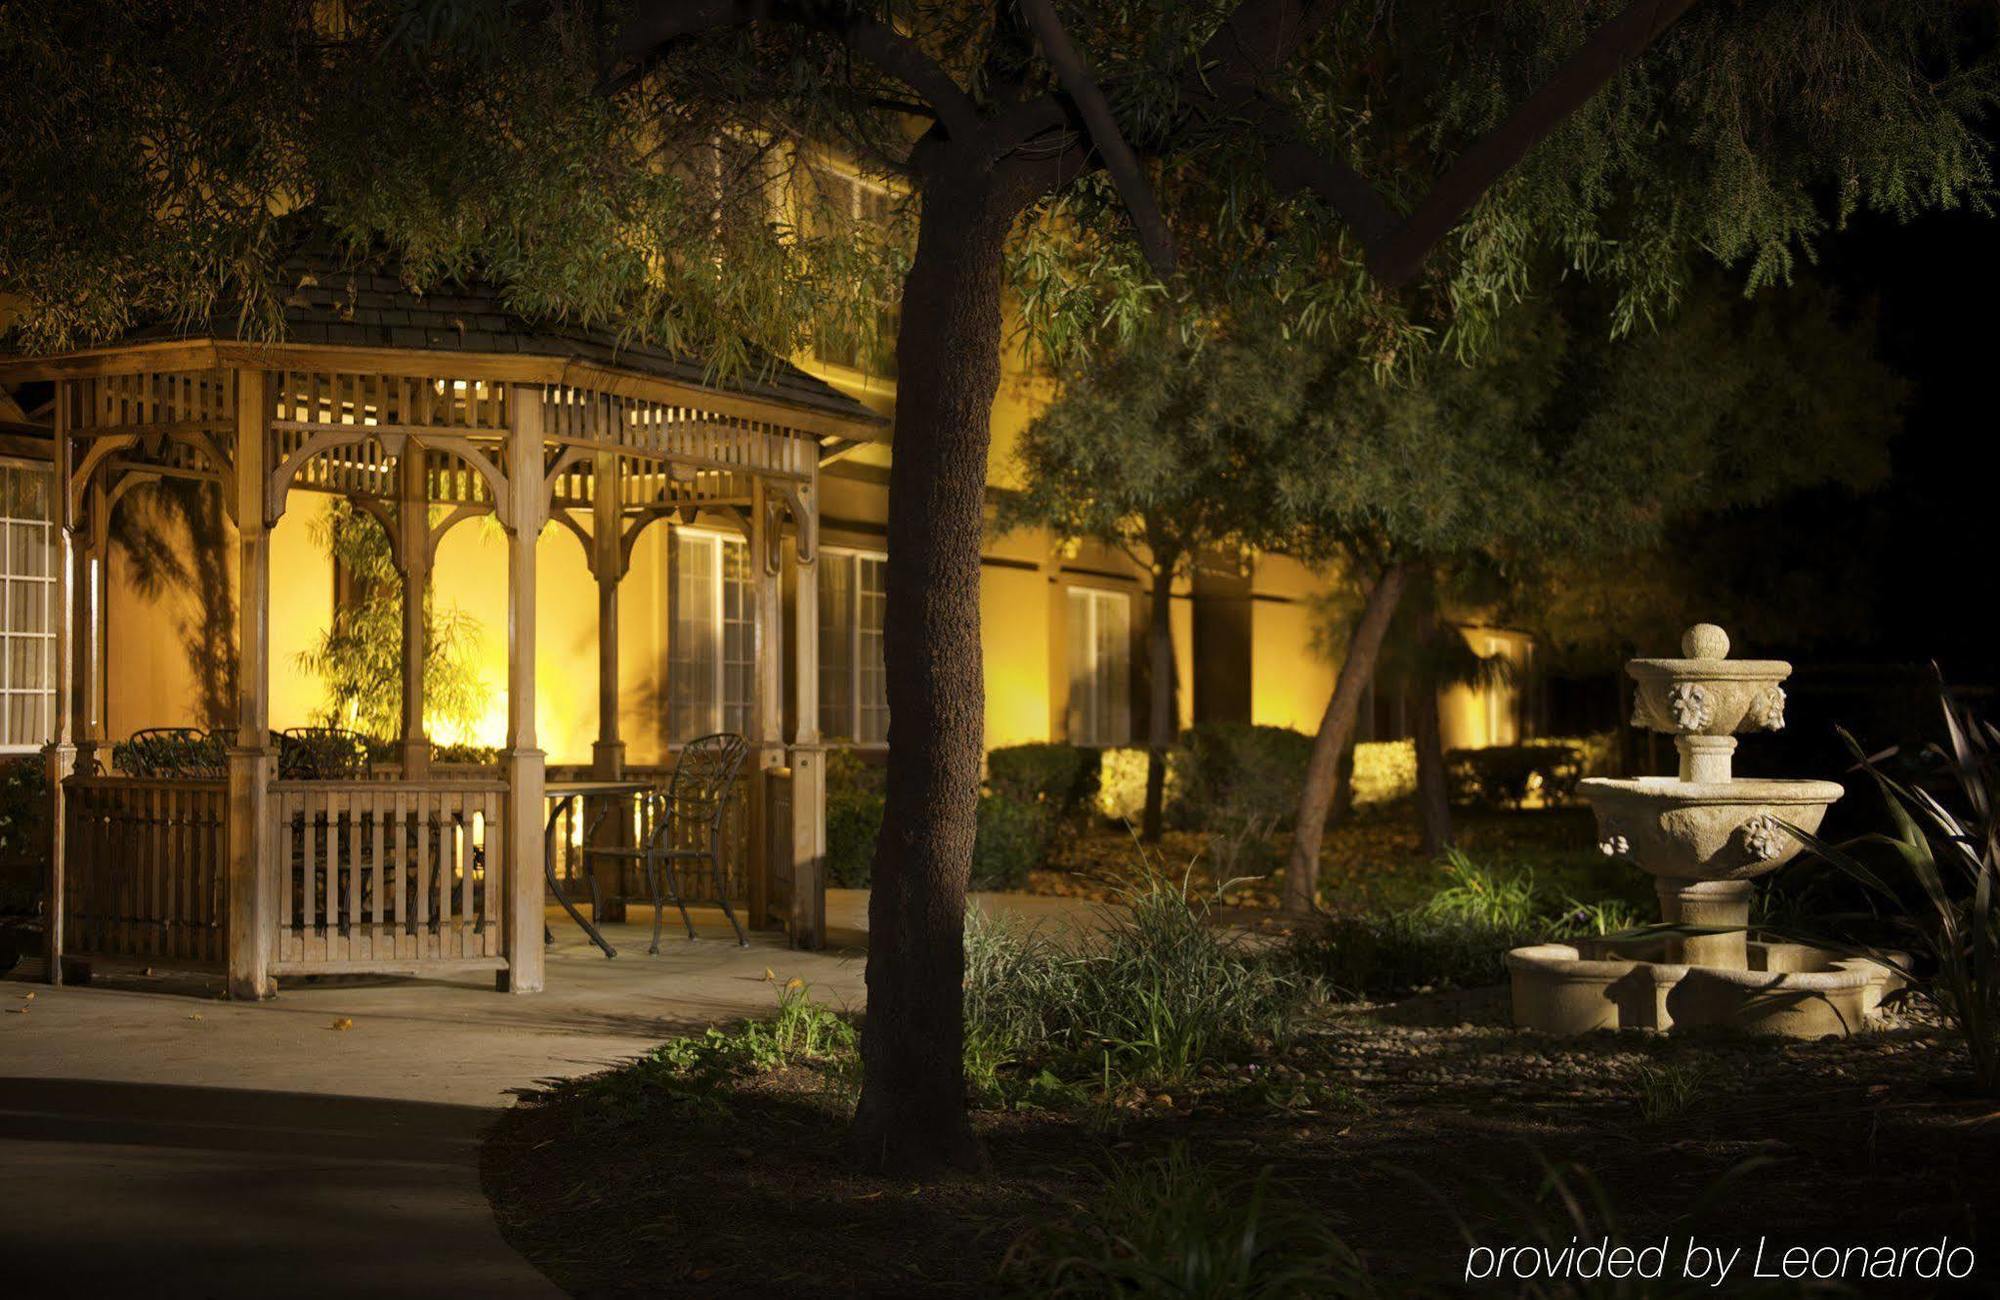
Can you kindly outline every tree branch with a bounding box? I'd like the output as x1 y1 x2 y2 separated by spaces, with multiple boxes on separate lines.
1366 0 1699 285
606 0 982 143
1186 0 1698 286
1019 0 1175 277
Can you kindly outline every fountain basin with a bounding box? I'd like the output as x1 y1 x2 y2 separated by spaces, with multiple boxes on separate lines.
1628 659 1790 735
1580 776 1843 881
1507 937 1905 1037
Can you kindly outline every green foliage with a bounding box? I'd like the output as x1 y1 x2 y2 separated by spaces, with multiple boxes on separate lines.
1784 685 2000 1091
1094 745 1187 822
1447 745 1584 809
826 749 1057 890
0 757 47 915
1178 724 1311 876
963 873 1312 1093
1422 851 1543 930
1634 1060 1713 1124
986 743 1101 824
1006 1146 1374 1299
1294 851 1639 999
971 793 1048 892
0 0 910 375
824 748 886 890
524 980 856 1127
294 500 486 743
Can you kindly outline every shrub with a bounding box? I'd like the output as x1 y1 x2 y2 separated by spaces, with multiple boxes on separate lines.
0 757 48 917
1006 1146 1373 1298
1179 724 1312 875
1349 739 1417 807
825 748 885 888
1445 744 1583 808
1093 744 1188 823
1291 851 1640 999
1786 684 2000 1092
825 752 1052 891
987 742 1099 822
964 873 1311 1089
1294 909 1535 999
1422 849 1543 929
971 792 1047 891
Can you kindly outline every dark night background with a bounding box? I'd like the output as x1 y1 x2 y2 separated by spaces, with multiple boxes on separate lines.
1584 205 2000 810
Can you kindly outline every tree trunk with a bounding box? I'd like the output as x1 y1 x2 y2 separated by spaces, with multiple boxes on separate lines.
850 165 1013 1176
1329 735 1356 825
1413 643 1452 856
1282 561 1412 914
1142 547 1178 843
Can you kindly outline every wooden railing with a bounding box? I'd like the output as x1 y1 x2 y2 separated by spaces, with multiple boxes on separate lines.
62 776 229 966
267 779 507 974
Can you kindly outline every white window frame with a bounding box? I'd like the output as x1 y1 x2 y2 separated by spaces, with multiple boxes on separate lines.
1066 585 1133 747
1 458 57 754
818 545 889 746
668 526 753 741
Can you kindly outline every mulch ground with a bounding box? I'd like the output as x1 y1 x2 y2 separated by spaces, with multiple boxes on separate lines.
1026 807 1631 916
482 993 2000 1297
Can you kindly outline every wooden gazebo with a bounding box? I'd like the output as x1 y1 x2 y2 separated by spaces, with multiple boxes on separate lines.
1 246 883 997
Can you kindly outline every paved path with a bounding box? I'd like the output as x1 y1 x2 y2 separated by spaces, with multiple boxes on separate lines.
1 909 865 1298
0 891 1103 1297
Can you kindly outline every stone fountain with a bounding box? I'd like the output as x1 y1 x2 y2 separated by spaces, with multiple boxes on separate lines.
1507 624 1903 1037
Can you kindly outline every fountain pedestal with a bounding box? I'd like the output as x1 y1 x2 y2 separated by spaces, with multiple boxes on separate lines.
1505 624 1903 1037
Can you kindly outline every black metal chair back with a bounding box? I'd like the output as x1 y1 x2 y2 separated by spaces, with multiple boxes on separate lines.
278 726 372 780
118 728 227 779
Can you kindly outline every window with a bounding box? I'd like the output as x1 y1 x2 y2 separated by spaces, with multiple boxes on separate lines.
810 169 901 379
1066 587 1132 746
1 461 55 752
669 529 753 739
819 549 888 744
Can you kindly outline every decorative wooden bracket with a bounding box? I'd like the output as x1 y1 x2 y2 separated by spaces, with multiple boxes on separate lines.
67 435 139 520
777 480 817 562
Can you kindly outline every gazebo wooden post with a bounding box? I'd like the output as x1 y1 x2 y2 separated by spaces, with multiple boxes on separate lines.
745 478 781 931
788 499 825 949
70 477 108 776
225 369 276 1000
589 449 626 921
42 397 77 985
499 386 547 993
396 443 430 780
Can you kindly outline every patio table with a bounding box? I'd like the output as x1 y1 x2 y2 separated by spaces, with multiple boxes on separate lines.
544 780 652 958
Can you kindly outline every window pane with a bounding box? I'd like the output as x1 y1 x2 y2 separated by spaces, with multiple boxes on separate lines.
720 538 753 735
818 557 855 740
669 532 718 739
1098 592 1131 745
1066 588 1131 746
856 556 888 744
1 462 56 750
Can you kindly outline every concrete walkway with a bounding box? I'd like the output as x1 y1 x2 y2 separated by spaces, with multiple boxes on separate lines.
1 908 865 1298
0 890 1104 1297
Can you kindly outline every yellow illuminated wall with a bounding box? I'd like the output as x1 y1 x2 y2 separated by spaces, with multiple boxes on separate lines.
1247 553 1340 734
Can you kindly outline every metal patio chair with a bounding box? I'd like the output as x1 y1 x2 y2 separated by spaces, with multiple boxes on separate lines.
117 727 227 778
583 733 750 952
277 726 373 780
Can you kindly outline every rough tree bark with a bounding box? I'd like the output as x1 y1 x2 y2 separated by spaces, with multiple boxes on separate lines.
850 157 1017 1175
1142 534 1179 843
1281 561 1412 913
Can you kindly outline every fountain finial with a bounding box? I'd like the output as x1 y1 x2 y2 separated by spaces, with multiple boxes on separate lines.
1681 623 1729 660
